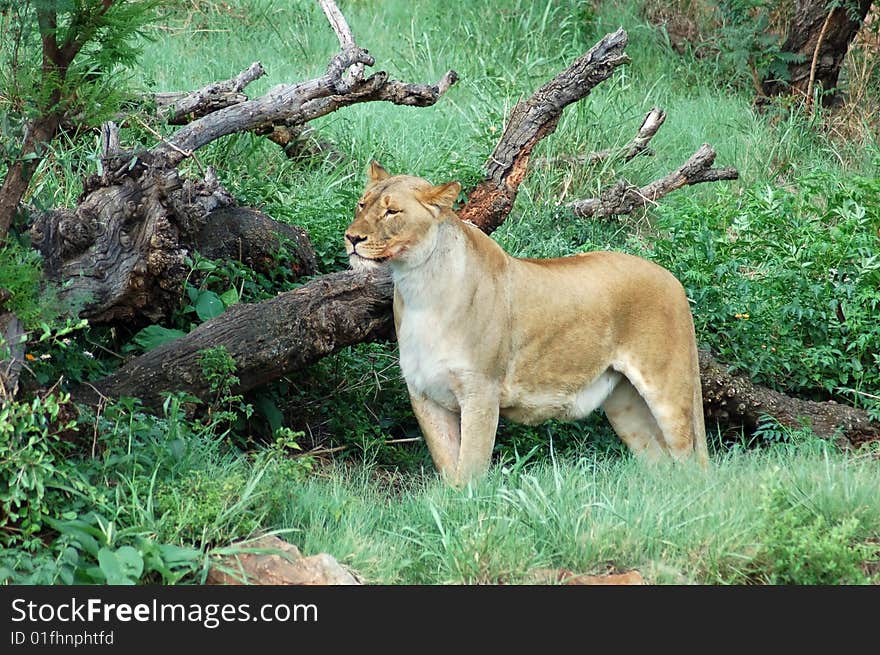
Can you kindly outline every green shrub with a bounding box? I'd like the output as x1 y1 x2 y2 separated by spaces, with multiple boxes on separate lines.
41 513 203 585
754 482 873 584
0 236 76 333
152 469 264 545
0 392 76 548
646 167 880 410
0 390 308 583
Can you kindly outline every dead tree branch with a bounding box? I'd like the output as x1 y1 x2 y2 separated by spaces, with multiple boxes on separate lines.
318 0 365 84
154 53 458 169
76 270 393 407
155 61 267 125
569 143 739 218
699 349 879 448
458 28 629 232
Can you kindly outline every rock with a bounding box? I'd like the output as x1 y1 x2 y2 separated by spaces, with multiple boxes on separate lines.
564 570 645 585
526 568 645 585
207 535 360 585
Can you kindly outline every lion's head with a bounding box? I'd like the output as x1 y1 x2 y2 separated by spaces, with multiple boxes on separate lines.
344 161 461 270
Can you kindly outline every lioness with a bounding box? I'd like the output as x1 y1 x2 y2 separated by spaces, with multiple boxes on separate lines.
345 162 708 486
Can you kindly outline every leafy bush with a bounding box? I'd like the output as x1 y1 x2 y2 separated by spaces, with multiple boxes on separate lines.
0 237 56 329
646 167 880 410
42 513 203 585
643 0 797 93
0 390 311 584
710 0 799 91
0 392 76 548
754 481 873 584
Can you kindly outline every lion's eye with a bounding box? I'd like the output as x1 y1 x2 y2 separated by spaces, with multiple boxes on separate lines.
385 208 401 217
356 201 365 211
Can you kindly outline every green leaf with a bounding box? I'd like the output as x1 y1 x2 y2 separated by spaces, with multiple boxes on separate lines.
193 258 218 273
132 325 187 351
44 517 102 557
157 544 202 567
219 287 239 307
195 290 224 322
97 547 134 585
114 546 144 581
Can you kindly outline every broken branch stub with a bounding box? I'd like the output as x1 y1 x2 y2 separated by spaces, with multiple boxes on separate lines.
569 143 739 218
155 61 267 125
590 106 667 164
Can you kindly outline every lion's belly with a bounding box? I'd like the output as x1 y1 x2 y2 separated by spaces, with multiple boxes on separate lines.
500 369 622 425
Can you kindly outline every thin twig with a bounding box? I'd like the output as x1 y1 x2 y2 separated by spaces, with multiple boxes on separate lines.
298 436 424 458
135 116 204 175
806 6 837 113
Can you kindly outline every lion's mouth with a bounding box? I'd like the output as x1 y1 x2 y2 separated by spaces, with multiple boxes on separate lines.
350 251 389 264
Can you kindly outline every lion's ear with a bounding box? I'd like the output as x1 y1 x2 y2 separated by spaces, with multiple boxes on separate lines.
418 181 462 210
368 160 390 184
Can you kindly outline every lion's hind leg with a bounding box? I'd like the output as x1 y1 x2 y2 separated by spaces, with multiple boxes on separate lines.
601 377 668 463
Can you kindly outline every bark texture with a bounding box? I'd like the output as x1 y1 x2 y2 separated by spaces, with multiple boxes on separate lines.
77 270 393 407
699 350 879 448
29 163 243 323
0 114 61 241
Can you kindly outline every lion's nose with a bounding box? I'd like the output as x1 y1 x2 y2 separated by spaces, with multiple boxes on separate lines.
346 233 366 247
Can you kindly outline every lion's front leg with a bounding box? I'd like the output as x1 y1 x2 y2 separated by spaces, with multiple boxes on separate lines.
455 394 500 487
409 390 461 484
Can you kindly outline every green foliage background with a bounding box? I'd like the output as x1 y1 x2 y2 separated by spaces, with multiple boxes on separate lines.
1 0 878 584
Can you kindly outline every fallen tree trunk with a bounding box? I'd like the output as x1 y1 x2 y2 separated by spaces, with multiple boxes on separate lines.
79 268 880 447
79 28 877 447
699 350 879 448
77 270 393 407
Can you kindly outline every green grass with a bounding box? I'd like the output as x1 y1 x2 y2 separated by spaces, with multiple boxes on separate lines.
268 442 880 584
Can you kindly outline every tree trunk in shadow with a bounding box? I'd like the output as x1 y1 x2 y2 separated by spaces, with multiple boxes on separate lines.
762 0 873 104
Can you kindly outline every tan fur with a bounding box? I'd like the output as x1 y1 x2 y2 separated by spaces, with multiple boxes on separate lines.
345 162 708 486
